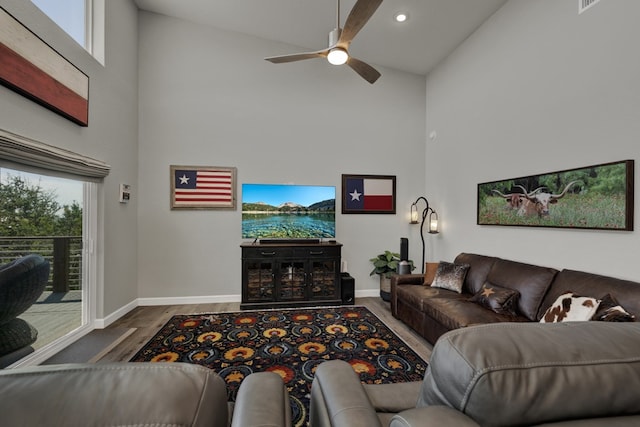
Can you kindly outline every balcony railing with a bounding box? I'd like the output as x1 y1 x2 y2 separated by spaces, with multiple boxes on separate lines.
0 236 82 292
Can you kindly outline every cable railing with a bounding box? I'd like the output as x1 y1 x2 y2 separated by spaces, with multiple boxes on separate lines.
0 236 82 292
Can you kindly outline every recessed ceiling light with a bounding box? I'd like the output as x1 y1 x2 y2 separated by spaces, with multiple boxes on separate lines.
394 12 408 23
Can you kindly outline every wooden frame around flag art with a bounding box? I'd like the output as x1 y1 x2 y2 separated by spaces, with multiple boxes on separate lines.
170 165 237 210
0 7 89 126
342 174 396 214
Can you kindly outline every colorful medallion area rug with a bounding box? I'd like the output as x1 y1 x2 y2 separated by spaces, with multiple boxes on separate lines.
130 306 427 427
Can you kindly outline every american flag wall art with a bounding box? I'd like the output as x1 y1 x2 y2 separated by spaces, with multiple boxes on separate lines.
170 165 237 210
342 174 396 214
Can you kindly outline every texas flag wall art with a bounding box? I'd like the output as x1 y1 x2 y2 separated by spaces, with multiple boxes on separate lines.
171 165 237 210
0 7 89 126
342 174 396 214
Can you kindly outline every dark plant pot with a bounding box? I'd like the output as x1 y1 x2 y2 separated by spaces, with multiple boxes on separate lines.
379 275 392 301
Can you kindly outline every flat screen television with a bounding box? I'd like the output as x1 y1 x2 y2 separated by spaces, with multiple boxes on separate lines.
242 183 336 241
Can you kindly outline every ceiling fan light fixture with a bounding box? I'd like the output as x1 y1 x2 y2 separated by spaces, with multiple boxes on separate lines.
327 48 348 65
394 12 408 23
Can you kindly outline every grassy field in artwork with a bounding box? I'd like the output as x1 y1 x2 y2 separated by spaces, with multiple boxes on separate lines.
478 193 626 229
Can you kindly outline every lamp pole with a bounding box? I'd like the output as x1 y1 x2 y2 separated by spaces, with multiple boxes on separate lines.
410 197 438 274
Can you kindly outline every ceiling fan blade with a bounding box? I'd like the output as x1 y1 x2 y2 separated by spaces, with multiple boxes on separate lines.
347 57 381 84
338 0 383 48
265 49 329 64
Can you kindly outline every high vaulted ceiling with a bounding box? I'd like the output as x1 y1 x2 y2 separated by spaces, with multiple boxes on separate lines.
133 0 507 76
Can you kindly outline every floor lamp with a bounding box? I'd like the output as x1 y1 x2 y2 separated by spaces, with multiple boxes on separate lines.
410 197 439 274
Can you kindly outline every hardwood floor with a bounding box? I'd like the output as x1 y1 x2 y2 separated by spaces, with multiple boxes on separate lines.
97 297 433 363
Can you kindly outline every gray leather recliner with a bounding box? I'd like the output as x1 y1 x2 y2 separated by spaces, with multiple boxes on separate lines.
310 322 640 427
0 362 291 427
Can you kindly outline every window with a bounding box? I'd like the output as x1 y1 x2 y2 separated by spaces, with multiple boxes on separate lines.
0 129 107 366
32 0 87 48
31 0 105 64
0 167 88 354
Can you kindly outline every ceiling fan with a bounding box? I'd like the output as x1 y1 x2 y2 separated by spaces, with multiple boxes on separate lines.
264 0 383 84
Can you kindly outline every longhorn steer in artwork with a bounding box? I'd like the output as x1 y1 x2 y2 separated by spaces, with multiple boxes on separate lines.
491 187 542 211
493 181 578 218
491 190 524 210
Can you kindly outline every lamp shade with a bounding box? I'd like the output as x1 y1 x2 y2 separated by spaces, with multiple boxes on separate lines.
410 204 419 224
428 211 439 234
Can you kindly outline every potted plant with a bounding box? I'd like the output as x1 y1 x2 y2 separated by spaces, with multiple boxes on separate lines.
370 251 415 301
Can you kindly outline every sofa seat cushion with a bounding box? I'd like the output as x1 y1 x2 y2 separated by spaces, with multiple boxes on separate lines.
395 284 468 312
421 298 528 330
418 322 640 426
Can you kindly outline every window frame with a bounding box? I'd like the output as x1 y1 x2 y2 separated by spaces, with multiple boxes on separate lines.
0 128 108 367
30 0 105 64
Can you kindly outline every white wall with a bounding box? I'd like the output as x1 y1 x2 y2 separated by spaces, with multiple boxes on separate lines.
0 0 139 318
426 0 640 278
136 11 427 300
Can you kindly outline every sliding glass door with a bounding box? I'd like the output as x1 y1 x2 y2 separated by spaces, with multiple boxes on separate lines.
0 167 92 355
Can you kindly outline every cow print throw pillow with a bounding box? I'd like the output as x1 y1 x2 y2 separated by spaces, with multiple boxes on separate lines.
430 261 470 294
540 292 601 323
592 294 636 322
470 282 520 316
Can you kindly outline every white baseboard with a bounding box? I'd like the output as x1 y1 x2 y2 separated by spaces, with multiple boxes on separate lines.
137 294 242 306
355 289 380 298
95 299 138 328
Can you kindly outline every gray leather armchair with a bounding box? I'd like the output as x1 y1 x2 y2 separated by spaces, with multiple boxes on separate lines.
0 362 291 427
310 322 640 427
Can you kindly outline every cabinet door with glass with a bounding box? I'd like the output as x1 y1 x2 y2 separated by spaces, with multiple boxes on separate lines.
278 261 307 301
308 259 339 300
243 260 276 302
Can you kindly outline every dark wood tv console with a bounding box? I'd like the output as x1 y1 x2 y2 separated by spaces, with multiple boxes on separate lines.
240 241 343 310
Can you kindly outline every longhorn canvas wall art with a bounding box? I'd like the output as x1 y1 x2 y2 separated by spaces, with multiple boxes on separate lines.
477 160 634 230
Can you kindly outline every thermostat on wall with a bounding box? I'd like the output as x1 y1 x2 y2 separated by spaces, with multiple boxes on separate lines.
119 184 131 203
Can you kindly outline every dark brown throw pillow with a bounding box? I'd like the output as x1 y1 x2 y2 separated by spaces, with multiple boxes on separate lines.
592 294 636 322
470 282 520 316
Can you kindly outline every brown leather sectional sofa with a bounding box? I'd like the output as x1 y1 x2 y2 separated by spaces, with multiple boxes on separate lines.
391 252 640 345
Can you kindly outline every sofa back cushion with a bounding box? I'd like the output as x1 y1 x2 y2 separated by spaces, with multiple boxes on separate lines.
418 322 640 426
485 259 557 321
538 269 640 321
0 363 229 427
453 253 497 295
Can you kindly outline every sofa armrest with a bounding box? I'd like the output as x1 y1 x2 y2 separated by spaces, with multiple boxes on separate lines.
391 274 425 286
390 407 481 427
310 360 383 427
363 381 421 413
390 274 426 316
231 372 291 427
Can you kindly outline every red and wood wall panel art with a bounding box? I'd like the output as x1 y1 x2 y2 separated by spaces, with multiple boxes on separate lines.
0 7 89 126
